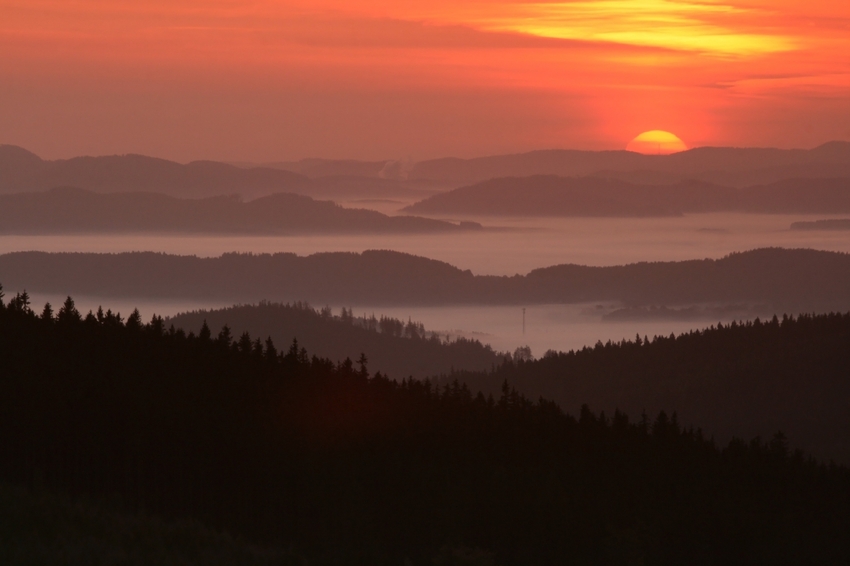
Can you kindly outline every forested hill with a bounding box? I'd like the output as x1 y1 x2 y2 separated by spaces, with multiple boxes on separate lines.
447 312 850 464
0 188 479 235
2 292 849 564
404 175 850 216
2 247 849 311
167 302 501 379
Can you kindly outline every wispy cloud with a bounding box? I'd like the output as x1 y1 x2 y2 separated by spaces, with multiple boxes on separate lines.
463 0 796 56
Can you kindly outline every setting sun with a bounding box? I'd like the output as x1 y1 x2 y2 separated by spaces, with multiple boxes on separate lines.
626 130 688 154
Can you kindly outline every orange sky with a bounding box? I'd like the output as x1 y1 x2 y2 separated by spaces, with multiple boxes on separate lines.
1 0 849 161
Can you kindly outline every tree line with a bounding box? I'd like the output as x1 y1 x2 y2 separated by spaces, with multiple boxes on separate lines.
447 311 850 464
2 285 850 564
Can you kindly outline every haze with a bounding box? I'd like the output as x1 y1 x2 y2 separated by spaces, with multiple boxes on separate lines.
2 0 849 162
4 2 850 562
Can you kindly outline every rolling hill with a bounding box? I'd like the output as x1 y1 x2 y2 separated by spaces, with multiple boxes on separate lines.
404 175 850 216
0 187 480 235
2 248 848 313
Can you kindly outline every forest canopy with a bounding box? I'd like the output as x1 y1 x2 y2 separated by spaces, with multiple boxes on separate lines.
1 286 850 564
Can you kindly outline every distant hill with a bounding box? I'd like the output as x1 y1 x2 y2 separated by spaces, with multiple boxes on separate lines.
167 303 501 379
408 141 850 187
448 312 850 464
791 219 850 231
7 142 850 200
0 145 311 198
404 175 850 216
0 187 479 235
0 146 443 201
2 248 849 312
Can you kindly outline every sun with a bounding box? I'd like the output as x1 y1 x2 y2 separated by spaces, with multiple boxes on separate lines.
626 131 688 155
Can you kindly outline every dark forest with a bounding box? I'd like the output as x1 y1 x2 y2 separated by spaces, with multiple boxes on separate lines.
2 287 849 564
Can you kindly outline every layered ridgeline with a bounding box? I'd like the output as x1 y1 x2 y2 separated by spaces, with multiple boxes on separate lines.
1 296 849 564
791 218 850 231
4 142 850 200
447 312 850 464
0 188 480 235
404 176 850 216
2 248 849 313
0 145 436 200
405 141 850 187
167 303 502 379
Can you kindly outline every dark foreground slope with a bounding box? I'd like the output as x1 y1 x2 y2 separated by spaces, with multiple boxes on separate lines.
405 175 850 216
0 188 477 235
450 312 850 463
791 218 850 231
167 303 501 379
1 295 849 565
2 248 849 312
0 482 300 566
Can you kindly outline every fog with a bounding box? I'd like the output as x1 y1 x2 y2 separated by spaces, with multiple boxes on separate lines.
25 291 746 357
8 211 849 355
3 212 850 276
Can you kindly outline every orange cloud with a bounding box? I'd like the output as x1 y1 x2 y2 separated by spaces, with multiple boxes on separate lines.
0 0 848 160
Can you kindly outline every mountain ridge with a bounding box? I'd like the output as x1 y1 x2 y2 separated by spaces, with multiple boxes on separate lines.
404 175 850 216
2 247 848 312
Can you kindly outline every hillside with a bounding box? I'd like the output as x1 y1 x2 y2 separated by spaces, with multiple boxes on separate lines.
0 188 479 235
2 296 849 564
0 482 301 565
1 248 849 312
448 312 850 464
167 303 501 379
404 175 850 216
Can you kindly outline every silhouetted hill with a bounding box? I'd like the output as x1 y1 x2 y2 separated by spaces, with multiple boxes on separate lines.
2 248 849 312
167 302 501 379
8 142 850 201
791 218 850 231
405 175 850 216
0 145 312 198
0 187 479 235
2 299 849 563
449 312 850 464
0 146 442 201
408 141 850 187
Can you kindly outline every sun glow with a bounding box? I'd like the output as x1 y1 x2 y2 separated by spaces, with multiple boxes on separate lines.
626 131 688 154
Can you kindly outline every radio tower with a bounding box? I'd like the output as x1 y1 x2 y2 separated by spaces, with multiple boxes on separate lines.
522 308 526 335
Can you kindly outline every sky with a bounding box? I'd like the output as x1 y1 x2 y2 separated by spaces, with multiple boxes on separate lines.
1 0 849 162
